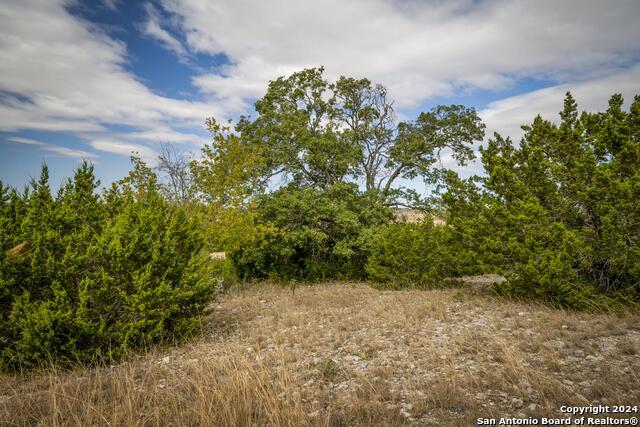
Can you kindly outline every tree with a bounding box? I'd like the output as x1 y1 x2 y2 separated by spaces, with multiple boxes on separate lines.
192 67 485 207
0 160 217 370
443 91 640 307
156 143 196 205
229 182 392 281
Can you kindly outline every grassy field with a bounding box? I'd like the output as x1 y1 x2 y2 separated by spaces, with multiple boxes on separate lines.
2 282 639 426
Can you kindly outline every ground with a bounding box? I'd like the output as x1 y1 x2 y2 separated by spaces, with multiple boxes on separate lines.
2 282 639 426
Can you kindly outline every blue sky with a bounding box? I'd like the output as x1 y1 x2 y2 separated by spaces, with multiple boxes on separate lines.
1 0 640 191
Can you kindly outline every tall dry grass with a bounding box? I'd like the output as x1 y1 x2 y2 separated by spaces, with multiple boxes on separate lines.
2 282 639 426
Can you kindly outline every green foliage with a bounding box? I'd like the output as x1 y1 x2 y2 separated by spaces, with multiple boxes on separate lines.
192 67 485 286
365 220 482 288
208 258 238 289
493 200 595 307
192 67 484 208
228 183 392 281
0 160 218 370
366 92 639 309
191 119 270 209
318 358 339 381
194 69 638 311
441 92 640 308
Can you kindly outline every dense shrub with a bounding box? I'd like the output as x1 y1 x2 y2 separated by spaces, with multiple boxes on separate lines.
441 93 640 308
365 218 487 288
491 200 596 307
366 222 448 287
0 160 218 370
228 183 392 281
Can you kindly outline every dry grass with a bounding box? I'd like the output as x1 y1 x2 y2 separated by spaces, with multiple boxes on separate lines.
2 282 639 426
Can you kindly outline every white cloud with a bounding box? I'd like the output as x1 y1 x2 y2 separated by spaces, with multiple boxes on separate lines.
156 0 640 182
439 66 640 179
102 0 119 11
2 0 640 185
89 140 158 164
480 64 640 143
0 0 219 144
122 128 207 145
7 136 98 159
139 3 187 60
160 0 640 109
6 137 43 146
192 57 303 112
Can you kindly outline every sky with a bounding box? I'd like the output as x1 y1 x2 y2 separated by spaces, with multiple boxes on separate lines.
1 0 640 191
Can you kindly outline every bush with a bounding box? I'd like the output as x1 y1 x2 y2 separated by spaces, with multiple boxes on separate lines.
0 161 218 371
441 92 640 309
492 200 595 307
365 221 479 288
228 183 392 281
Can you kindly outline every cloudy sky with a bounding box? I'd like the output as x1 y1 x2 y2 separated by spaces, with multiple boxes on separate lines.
1 0 639 189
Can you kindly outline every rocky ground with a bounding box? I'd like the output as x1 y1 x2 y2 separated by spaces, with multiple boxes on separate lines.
2 282 639 426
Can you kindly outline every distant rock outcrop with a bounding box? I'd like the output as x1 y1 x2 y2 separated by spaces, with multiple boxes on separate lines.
209 251 226 260
392 208 445 226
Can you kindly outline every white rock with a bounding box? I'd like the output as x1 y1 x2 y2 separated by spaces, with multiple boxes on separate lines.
400 409 412 418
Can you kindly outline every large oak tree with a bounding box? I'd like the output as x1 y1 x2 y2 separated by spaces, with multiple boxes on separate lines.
192 67 485 207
